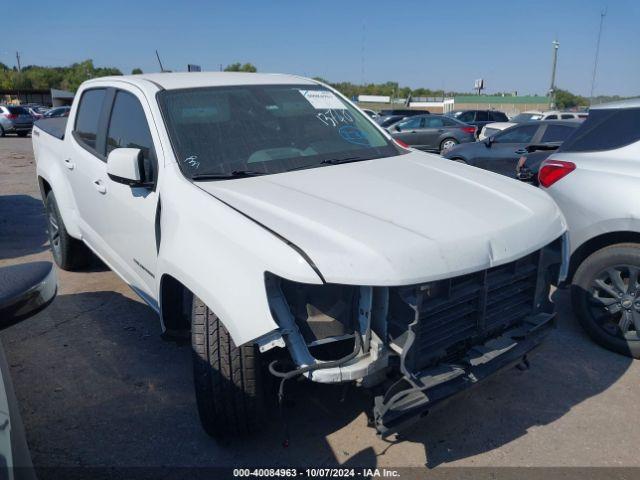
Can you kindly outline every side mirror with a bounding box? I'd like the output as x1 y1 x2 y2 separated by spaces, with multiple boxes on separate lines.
107 148 144 186
0 262 57 328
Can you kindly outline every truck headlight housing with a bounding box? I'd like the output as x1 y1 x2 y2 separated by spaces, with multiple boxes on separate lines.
265 272 361 355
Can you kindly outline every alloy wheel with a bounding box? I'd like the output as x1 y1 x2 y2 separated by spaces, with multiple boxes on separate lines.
441 140 457 152
589 265 640 340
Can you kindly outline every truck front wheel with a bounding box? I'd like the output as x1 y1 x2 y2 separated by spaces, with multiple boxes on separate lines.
191 296 266 438
44 190 89 270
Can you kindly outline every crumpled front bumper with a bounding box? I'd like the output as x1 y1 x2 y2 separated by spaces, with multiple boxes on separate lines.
373 311 555 438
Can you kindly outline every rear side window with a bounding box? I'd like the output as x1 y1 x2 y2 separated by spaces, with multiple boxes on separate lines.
457 111 475 122
7 106 28 114
106 91 157 182
475 111 489 121
490 111 508 121
425 117 445 128
561 114 574 119
541 124 576 143
494 124 538 143
545 114 558 120
560 108 640 152
74 89 106 150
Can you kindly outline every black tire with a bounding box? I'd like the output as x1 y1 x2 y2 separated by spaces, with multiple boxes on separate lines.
16 131 28 137
44 190 90 270
571 243 640 358
191 296 265 438
439 138 459 153
0 126 5 137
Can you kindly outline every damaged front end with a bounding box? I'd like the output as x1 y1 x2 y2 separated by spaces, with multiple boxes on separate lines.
262 235 566 437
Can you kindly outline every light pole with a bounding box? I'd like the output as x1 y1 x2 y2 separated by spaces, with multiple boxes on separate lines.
549 40 559 109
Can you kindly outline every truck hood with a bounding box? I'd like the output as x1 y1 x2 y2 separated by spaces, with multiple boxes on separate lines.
195 151 566 286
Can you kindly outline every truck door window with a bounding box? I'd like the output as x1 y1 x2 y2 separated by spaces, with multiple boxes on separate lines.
106 91 157 183
74 88 106 151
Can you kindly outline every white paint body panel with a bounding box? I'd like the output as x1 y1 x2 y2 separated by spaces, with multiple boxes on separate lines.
543 141 640 255
199 151 566 286
34 72 566 346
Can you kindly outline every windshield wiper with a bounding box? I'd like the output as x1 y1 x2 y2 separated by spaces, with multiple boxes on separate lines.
191 170 268 181
320 156 367 165
286 156 369 172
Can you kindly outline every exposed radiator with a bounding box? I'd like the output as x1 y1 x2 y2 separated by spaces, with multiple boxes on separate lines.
388 250 542 371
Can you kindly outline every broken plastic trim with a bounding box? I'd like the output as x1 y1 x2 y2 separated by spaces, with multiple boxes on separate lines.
265 273 384 383
374 312 555 437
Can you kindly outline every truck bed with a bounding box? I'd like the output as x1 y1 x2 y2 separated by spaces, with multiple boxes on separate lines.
34 118 67 140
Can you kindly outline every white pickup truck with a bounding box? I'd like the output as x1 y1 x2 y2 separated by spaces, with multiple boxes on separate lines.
32 72 568 438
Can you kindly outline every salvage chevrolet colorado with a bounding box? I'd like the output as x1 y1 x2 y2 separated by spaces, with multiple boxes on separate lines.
32 72 568 438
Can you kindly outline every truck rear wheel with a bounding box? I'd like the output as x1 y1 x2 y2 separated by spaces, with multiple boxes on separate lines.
571 243 640 358
44 190 89 270
191 296 265 438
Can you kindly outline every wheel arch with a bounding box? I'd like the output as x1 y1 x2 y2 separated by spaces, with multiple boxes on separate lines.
37 169 82 239
158 273 193 333
569 231 640 283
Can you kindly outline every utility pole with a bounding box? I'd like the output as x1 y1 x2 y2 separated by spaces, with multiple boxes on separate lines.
155 50 165 72
590 9 607 105
15 51 21 72
548 39 559 109
360 19 366 86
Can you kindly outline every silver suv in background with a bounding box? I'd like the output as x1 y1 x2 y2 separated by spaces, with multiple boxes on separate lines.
538 99 640 358
0 105 34 137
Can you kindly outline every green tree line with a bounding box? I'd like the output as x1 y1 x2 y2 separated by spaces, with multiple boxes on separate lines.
0 60 122 92
1 59 633 108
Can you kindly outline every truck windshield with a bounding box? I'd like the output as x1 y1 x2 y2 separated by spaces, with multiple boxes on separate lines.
158 84 401 179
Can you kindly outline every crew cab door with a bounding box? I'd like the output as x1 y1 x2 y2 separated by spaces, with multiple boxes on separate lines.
68 86 161 303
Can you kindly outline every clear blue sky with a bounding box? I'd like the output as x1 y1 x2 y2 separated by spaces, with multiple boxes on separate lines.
4 0 639 96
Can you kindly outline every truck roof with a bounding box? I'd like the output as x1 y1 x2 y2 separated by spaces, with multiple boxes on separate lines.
85 72 317 91
590 97 640 110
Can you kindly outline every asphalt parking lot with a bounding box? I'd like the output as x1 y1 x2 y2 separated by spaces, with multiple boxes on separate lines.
1 136 639 471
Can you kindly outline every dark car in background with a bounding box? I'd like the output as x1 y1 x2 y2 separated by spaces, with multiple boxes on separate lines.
446 109 508 132
388 114 477 153
515 147 557 185
43 106 71 118
442 120 579 177
0 106 34 137
0 105 33 137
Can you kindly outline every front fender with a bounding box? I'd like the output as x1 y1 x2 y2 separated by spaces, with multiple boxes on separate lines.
156 168 323 346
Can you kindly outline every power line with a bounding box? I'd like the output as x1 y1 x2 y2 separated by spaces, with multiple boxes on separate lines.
590 8 607 104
